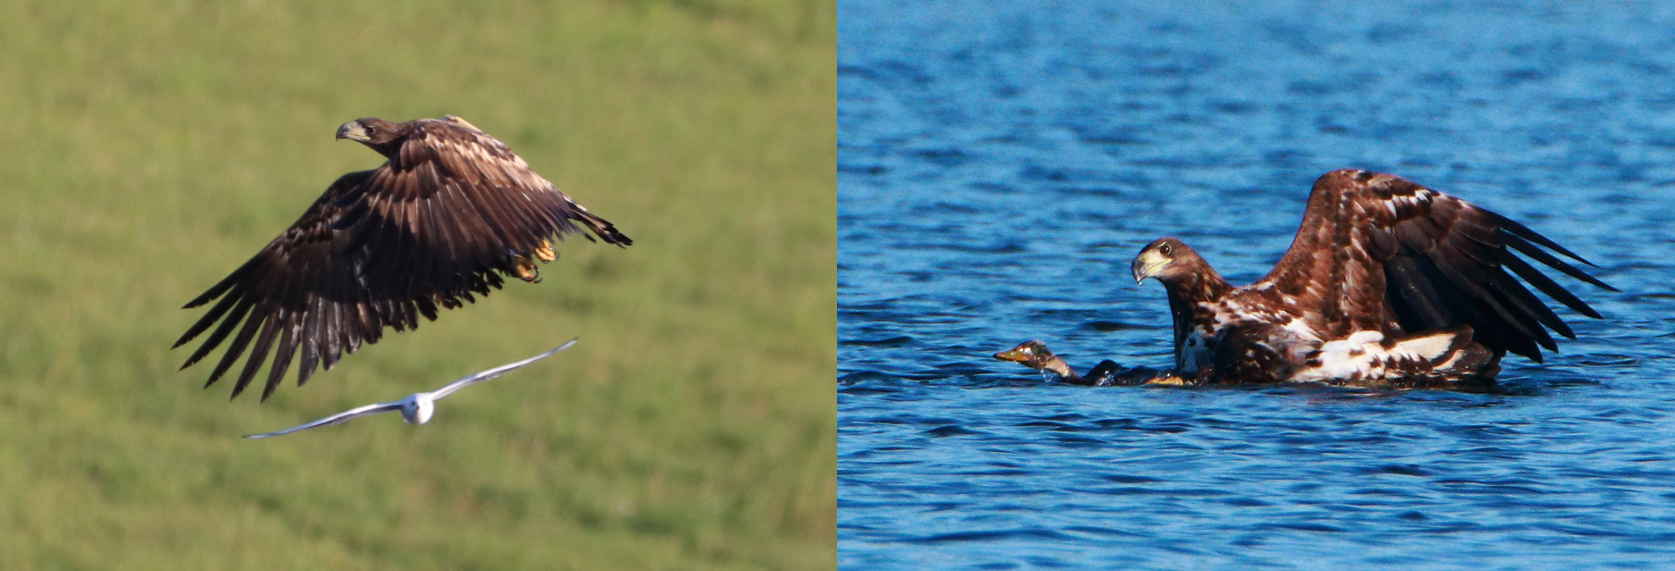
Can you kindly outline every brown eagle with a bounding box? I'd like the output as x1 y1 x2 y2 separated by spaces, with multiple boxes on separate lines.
1131 169 1613 387
174 116 630 401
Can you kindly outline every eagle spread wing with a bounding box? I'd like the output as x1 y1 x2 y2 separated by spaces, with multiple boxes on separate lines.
1253 169 1614 362
1132 169 1613 387
175 117 630 401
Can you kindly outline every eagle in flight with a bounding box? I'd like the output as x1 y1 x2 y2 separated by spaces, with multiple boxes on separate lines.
1130 169 1613 387
174 116 631 401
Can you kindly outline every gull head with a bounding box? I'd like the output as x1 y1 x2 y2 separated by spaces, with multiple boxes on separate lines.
401 394 436 425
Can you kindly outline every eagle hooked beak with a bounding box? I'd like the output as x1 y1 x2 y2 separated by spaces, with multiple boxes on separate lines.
336 121 367 142
1131 251 1168 285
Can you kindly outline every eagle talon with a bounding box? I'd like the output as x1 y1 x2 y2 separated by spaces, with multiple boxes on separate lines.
513 255 543 283
534 239 557 263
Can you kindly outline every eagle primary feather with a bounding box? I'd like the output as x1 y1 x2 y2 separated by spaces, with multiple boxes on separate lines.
1132 169 1613 387
175 116 630 401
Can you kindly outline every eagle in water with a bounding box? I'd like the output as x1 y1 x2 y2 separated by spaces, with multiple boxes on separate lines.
1130 169 1613 387
174 116 631 401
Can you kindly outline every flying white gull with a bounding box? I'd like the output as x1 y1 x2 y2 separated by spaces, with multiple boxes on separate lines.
245 338 578 439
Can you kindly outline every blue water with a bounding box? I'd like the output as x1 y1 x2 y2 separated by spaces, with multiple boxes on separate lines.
837 1 1675 568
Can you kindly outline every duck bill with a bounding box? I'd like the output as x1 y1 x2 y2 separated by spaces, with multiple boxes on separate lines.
994 348 1030 363
994 341 1045 364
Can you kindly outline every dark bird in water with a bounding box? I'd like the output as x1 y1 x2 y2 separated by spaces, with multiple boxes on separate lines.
993 340 1183 386
175 116 631 401
1131 169 1614 387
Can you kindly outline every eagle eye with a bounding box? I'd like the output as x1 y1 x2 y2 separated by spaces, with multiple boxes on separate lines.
364 125 377 135
1159 243 1173 256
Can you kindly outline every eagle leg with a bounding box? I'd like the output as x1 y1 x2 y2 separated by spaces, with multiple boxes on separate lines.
513 254 543 284
534 239 557 262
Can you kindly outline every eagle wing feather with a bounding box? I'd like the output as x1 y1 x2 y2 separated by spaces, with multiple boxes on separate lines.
345 120 628 299
173 170 383 400
1253 169 1613 362
176 118 632 400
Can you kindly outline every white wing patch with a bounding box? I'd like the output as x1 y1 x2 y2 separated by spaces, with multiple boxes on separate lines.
1291 329 1465 383
1211 299 1286 330
1280 316 1321 343
1386 187 1438 218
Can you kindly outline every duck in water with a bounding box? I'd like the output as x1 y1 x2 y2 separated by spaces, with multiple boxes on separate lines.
993 340 1186 386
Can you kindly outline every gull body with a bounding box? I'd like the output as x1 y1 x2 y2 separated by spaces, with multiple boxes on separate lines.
245 339 577 439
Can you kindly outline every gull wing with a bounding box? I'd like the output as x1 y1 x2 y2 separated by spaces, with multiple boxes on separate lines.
244 401 404 439
429 338 578 401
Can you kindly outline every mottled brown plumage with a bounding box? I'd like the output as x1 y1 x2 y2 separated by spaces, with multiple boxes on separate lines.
175 116 630 401
1132 169 1613 386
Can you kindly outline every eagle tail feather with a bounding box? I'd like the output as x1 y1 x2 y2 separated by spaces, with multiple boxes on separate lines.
574 210 632 247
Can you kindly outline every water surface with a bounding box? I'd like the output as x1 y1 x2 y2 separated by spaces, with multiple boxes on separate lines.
839 1 1675 568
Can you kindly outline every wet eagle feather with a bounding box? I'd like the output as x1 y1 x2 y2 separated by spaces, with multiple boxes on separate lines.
1131 169 1614 387
174 116 631 401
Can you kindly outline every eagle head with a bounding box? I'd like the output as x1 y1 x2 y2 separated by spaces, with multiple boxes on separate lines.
336 117 405 146
1131 237 1200 285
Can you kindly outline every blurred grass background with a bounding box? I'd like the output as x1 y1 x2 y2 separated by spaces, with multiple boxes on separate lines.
0 0 833 569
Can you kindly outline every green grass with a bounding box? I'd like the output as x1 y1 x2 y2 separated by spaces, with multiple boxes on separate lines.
0 0 834 569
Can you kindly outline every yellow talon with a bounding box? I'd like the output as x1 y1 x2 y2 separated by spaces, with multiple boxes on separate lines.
533 239 556 262
513 255 542 283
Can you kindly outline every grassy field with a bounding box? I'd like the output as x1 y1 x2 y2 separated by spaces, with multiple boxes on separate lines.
0 0 833 569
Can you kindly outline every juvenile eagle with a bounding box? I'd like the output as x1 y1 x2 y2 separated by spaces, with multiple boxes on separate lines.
175 116 631 401
1131 169 1613 387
